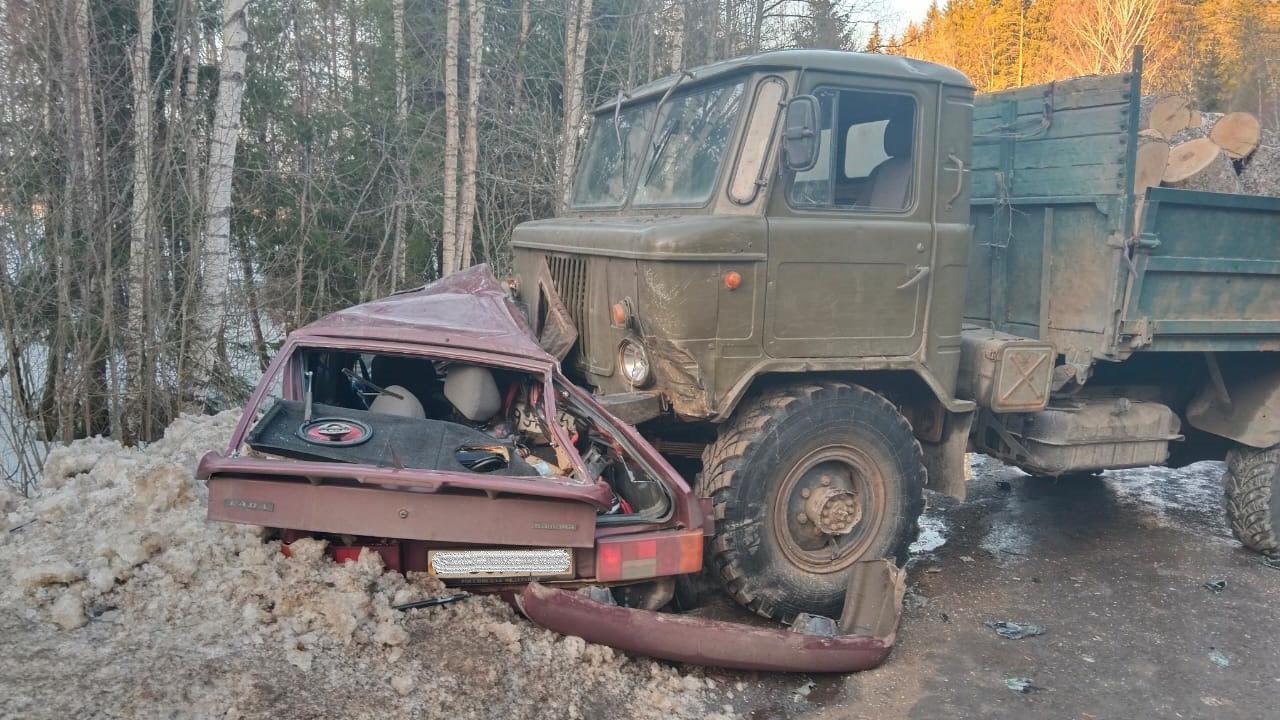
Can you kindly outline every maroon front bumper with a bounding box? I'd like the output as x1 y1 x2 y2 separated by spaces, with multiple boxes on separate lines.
516 565 904 674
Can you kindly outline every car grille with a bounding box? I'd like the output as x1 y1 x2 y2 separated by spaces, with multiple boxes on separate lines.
546 254 588 330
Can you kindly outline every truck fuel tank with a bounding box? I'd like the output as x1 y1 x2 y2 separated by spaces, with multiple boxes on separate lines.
975 398 1182 477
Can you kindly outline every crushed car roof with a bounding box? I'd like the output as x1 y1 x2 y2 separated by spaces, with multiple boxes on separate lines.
293 265 553 362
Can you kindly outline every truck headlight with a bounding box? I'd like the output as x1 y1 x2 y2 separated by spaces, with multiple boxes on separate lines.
619 338 652 386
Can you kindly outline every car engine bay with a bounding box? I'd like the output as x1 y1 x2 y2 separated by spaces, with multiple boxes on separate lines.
243 348 670 520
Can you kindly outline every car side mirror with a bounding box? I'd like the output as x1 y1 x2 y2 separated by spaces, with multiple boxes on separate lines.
781 95 820 172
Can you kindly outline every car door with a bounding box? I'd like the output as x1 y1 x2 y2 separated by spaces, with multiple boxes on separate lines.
764 76 935 360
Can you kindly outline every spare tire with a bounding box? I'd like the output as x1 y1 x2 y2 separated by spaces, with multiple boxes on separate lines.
697 382 925 622
1223 445 1280 555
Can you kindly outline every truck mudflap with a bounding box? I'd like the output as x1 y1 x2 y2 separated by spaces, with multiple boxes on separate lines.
515 560 906 673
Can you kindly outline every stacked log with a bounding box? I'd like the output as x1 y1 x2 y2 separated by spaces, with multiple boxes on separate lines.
1163 138 1241 192
1136 96 1273 196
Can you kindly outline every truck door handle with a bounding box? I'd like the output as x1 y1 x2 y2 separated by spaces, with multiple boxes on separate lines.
897 265 931 291
945 153 967 209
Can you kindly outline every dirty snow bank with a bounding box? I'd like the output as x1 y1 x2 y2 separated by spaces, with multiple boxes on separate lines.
0 413 727 719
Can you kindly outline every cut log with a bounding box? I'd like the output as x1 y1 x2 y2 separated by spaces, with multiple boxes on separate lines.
1209 111 1261 159
1241 129 1280 197
1133 130 1170 228
1134 130 1170 193
1146 96 1192 138
1171 110 1216 144
1163 138 1240 192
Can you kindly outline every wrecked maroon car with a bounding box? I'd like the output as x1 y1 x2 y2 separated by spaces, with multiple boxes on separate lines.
200 267 903 672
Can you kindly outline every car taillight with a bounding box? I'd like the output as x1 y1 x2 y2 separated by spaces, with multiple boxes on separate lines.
594 529 703 582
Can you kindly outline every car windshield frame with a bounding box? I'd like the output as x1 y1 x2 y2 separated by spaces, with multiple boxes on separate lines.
568 78 750 210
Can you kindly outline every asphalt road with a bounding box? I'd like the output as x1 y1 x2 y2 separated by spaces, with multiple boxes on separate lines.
721 455 1280 719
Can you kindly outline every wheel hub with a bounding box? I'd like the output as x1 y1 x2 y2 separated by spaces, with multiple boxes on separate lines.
803 485 861 535
773 447 886 573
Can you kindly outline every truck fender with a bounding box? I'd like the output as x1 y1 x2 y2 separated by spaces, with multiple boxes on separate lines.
921 409 974 501
1186 360 1280 449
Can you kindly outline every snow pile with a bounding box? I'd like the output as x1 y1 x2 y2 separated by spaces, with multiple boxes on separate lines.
1 413 724 719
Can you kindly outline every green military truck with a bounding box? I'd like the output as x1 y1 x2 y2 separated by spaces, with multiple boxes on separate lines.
509 49 1280 621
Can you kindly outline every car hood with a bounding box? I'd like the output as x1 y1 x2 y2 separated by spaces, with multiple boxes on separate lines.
293 265 553 364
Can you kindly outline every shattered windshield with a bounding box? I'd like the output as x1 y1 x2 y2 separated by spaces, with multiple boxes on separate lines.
570 80 747 208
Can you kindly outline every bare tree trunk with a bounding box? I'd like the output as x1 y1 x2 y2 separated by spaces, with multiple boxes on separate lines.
751 0 765 52
125 0 154 440
557 0 592 209
513 0 531 111
441 0 461 274
457 0 486 269
669 0 685 71
390 0 408 289
174 19 205 418
193 0 249 407
235 235 269 371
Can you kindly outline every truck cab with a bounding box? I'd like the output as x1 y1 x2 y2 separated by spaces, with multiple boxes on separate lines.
511 51 983 430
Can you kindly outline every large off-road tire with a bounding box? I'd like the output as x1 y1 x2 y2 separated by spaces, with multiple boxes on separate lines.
697 382 925 622
1223 445 1280 555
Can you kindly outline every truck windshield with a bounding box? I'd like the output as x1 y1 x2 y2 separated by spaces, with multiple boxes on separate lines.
570 81 746 208
570 103 654 208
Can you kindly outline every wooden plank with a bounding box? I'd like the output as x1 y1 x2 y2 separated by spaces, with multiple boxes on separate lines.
973 86 1131 121
973 134 1127 171
1039 207 1054 339
973 104 1129 142
1006 164 1126 198
971 164 1126 199
975 74 1131 112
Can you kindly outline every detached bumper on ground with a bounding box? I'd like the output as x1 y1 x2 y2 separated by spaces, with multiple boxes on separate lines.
515 560 906 673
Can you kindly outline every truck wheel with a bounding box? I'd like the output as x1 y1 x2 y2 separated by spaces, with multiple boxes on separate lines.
697 382 925 622
1223 445 1280 555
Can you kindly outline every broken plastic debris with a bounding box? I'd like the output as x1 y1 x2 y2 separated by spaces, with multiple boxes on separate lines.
1004 677 1044 694
1209 650 1230 668
792 679 816 701
790 613 838 637
985 620 1045 640
1202 579 1226 593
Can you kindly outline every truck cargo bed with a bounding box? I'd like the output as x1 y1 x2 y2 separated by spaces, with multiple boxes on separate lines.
964 56 1280 368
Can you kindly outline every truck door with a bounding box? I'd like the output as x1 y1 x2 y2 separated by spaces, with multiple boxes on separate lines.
764 79 934 359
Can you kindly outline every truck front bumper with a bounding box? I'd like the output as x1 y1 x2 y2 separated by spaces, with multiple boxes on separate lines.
515 559 905 673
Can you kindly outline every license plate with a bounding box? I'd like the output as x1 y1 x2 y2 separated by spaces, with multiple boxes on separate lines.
428 548 574 579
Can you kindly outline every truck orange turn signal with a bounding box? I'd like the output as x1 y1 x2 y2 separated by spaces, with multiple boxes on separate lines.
595 529 703 581
611 302 628 327
724 271 742 290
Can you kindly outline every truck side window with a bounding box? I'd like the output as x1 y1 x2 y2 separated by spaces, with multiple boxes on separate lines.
788 89 916 211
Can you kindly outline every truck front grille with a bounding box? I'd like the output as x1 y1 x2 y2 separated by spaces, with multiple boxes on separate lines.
546 254 588 330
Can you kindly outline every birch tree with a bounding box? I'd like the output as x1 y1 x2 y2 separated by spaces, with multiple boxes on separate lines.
557 0 593 208
193 0 250 405
441 0 462 274
457 0 486 269
126 0 154 438
391 0 409 289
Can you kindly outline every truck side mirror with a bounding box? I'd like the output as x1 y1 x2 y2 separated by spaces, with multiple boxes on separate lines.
782 95 820 172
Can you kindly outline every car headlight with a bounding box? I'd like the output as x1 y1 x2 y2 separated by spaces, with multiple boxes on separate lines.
619 338 652 387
